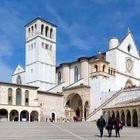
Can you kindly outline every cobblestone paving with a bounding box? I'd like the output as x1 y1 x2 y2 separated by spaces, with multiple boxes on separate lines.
0 122 139 140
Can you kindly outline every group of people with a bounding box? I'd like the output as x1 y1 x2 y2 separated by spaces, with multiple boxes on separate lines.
97 115 123 137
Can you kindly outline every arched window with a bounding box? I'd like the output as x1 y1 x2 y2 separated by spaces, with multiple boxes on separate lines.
16 75 22 84
25 90 29 106
74 66 78 82
45 26 49 36
8 88 12 105
58 72 61 84
41 24 44 35
16 88 22 106
94 65 98 72
50 28 53 38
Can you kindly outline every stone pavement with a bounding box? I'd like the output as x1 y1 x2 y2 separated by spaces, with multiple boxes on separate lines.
0 122 139 140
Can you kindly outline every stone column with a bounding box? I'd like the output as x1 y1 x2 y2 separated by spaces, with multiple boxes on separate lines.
18 112 20 122
8 113 10 122
29 112 30 122
130 110 133 127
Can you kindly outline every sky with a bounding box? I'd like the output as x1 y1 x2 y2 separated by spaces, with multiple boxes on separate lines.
1 0 140 82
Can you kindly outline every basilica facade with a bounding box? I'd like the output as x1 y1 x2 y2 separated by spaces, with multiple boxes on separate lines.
0 17 140 127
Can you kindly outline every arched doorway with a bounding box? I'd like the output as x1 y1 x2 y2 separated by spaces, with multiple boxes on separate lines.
0 109 8 121
30 111 38 122
126 110 131 126
116 111 120 120
51 113 55 122
121 110 125 126
125 79 133 88
65 93 83 121
111 111 115 119
20 110 29 122
84 101 89 121
132 110 138 127
10 110 19 121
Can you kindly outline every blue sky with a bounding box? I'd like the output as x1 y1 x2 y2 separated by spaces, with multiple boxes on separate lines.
1 0 140 82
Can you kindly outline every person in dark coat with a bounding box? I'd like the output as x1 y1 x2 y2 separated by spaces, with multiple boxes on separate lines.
97 115 106 137
106 117 114 137
114 119 123 137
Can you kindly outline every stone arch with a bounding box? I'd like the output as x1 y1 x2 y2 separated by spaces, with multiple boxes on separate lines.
30 111 39 122
49 110 56 122
125 79 133 88
10 110 19 121
0 109 8 121
111 110 115 119
20 110 29 122
84 101 89 120
116 110 120 120
94 65 98 72
8 88 13 105
16 88 22 105
120 110 125 126
132 109 138 127
126 110 131 126
65 93 83 121
103 65 106 72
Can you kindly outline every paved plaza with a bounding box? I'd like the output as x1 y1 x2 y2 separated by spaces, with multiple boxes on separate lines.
0 122 139 140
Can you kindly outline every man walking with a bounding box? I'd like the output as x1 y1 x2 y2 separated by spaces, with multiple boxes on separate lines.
97 115 106 137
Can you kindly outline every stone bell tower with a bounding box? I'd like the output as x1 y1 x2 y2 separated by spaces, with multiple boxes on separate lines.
25 17 57 90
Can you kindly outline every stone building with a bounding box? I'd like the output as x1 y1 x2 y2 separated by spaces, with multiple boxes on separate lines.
0 17 139 127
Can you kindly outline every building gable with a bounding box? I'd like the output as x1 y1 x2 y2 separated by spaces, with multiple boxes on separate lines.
118 32 140 59
12 65 25 76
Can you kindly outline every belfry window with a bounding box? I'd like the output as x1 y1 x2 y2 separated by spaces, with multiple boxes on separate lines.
45 26 49 37
41 24 44 35
74 66 78 82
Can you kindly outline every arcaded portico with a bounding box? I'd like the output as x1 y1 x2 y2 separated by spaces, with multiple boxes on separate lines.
0 82 40 122
63 85 90 121
103 100 140 127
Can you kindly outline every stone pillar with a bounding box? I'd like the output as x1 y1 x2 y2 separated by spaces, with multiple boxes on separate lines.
8 113 10 122
29 112 30 122
18 112 20 122
38 114 41 122
80 58 89 85
62 63 70 86
131 110 133 127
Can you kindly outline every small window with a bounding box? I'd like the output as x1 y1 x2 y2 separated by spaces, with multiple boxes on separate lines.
45 44 49 49
128 45 131 52
25 98 29 103
42 42 44 48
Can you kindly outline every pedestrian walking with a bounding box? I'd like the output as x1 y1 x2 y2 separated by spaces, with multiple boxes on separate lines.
96 115 106 137
114 119 123 137
106 117 114 137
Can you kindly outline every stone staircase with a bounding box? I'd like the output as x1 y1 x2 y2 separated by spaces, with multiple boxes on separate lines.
87 89 123 121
